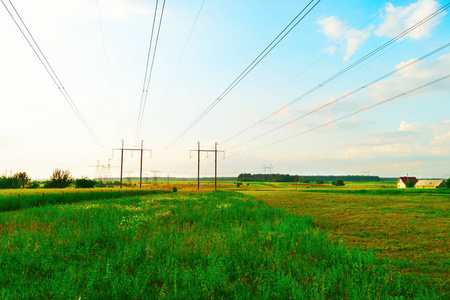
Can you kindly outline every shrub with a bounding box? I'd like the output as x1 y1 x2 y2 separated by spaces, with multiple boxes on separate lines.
303 178 310 183
332 178 345 186
315 178 324 184
44 169 73 188
405 180 416 188
237 182 242 187
172 187 178 192
27 181 40 189
446 178 450 188
0 176 20 189
75 177 97 188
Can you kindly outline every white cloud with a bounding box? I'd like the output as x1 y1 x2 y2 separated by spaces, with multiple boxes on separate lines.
317 16 374 61
375 0 443 40
398 121 421 132
368 53 450 100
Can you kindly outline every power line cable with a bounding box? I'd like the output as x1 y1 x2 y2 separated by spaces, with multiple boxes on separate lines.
164 0 322 150
134 0 160 145
1 0 102 146
253 0 401 112
135 0 167 145
221 3 450 144
227 42 450 150
229 74 450 158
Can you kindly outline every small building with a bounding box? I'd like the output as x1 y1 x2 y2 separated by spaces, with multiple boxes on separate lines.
415 180 446 189
396 176 418 188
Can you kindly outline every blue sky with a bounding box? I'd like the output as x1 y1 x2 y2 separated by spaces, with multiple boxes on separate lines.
1 0 449 179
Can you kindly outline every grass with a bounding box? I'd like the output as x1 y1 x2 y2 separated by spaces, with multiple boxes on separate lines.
0 188 170 212
241 184 450 296
0 191 443 299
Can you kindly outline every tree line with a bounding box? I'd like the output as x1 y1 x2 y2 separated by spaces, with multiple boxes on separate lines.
237 173 381 183
0 169 99 189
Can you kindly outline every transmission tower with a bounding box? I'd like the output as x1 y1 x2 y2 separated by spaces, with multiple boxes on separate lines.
150 170 160 185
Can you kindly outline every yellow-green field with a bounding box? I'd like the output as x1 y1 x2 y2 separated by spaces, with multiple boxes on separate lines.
231 181 450 294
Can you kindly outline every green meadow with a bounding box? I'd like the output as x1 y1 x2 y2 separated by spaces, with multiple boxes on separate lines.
1 188 447 299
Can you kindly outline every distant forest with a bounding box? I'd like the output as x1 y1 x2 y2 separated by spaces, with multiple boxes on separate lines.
237 173 383 182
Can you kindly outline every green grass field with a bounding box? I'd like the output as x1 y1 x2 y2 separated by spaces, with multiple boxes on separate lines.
1 191 444 299
1 181 448 298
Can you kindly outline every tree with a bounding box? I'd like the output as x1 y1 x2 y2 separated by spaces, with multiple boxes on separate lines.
446 178 450 188
13 172 30 188
303 178 310 183
44 169 73 188
332 178 345 186
0 176 20 189
405 180 416 188
315 178 324 184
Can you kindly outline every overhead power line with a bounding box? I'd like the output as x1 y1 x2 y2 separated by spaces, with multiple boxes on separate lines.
221 2 450 144
229 74 450 158
1 0 102 146
227 42 450 150
135 0 167 145
164 0 322 150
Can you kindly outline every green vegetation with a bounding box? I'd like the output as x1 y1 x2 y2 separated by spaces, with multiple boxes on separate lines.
315 178 324 184
0 172 31 189
244 185 449 296
406 179 416 188
74 177 97 188
446 178 450 188
0 188 168 212
331 178 345 186
0 192 442 298
237 173 381 182
44 169 73 188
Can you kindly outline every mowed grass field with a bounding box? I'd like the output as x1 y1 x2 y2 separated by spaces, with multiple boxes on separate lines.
237 182 450 295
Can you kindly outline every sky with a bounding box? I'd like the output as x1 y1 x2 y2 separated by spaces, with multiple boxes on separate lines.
1 0 449 180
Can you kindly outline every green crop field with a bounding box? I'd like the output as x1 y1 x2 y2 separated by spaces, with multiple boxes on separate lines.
1 182 448 298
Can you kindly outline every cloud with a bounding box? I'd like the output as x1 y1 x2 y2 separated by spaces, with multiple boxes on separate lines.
375 0 443 40
398 121 421 132
317 16 374 61
368 53 450 100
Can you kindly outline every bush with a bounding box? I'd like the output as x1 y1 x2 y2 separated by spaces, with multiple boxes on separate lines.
27 181 40 189
446 178 450 188
332 178 345 186
13 172 30 188
237 182 242 187
405 180 416 188
75 177 97 188
44 169 73 188
0 176 20 189
172 187 178 192
315 178 324 184
303 178 310 183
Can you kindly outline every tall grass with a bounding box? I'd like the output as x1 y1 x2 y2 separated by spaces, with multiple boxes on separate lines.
0 189 169 212
0 192 441 299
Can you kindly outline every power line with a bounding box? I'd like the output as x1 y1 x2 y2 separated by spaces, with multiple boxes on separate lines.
1 0 102 146
229 74 450 158
135 0 167 145
227 42 450 150
221 3 450 144
164 0 322 150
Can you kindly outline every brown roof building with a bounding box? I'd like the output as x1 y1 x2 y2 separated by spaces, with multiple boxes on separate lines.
396 176 418 188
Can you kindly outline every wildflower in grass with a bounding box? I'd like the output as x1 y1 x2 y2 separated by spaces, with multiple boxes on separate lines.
216 203 231 209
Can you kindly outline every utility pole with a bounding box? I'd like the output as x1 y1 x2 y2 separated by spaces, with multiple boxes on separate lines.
190 142 225 191
113 140 151 188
